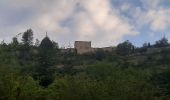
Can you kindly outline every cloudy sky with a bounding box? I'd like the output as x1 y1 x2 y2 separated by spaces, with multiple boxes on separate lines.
0 0 170 47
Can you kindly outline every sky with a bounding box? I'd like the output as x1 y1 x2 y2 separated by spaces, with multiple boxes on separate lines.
0 0 170 47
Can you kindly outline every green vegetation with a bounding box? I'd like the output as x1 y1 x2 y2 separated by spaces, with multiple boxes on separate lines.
0 29 170 100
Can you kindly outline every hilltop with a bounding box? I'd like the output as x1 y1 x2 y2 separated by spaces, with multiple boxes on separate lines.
0 29 170 100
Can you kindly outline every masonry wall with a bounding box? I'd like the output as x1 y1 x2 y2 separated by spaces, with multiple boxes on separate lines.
74 41 92 54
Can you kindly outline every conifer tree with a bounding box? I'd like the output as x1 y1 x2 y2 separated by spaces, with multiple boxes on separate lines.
22 29 33 46
36 35 56 87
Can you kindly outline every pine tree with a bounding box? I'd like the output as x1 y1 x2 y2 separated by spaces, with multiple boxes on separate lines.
19 29 34 60
155 37 169 47
12 37 19 45
35 39 40 47
35 36 56 87
22 29 33 46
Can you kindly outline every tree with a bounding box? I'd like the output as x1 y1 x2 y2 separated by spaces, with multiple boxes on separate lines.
95 50 106 61
159 49 170 66
22 29 33 46
12 37 19 45
39 36 54 51
52 41 59 50
1 40 7 46
19 29 34 61
35 36 56 87
155 37 169 47
116 40 135 56
35 39 40 47
148 42 151 48
10 37 20 55
143 42 148 48
138 42 151 53
151 69 170 96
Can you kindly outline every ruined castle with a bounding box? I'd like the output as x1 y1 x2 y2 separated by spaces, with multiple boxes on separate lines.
74 41 115 54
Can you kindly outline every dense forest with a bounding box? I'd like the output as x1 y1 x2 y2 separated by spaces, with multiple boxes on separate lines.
0 29 170 100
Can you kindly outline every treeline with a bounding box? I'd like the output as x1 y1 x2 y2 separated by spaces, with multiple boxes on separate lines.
0 29 170 100
116 37 169 56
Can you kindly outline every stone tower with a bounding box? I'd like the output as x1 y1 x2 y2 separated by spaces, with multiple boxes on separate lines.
74 41 92 54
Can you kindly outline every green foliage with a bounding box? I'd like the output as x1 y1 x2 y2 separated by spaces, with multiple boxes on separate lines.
94 50 106 61
12 37 19 46
35 36 57 87
39 36 54 51
18 29 34 61
151 69 170 97
22 29 33 46
155 37 169 47
0 29 170 99
116 40 135 56
47 63 155 100
35 39 40 47
0 65 41 100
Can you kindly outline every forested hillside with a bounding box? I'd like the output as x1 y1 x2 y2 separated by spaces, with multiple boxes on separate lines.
0 29 170 100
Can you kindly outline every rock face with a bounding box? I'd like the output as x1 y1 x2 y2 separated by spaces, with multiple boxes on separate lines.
74 41 92 54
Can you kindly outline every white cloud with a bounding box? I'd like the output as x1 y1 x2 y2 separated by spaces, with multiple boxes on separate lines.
149 9 170 31
0 0 139 47
133 0 170 32
68 0 138 46
142 0 161 8
120 3 131 12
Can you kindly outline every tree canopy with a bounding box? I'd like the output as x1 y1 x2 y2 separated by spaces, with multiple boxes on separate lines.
116 40 135 56
155 37 169 47
22 29 33 46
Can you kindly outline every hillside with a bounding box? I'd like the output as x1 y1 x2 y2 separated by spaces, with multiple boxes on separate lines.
0 30 170 100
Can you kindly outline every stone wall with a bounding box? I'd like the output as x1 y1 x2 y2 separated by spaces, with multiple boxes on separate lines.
74 41 115 54
60 41 116 54
74 41 92 54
